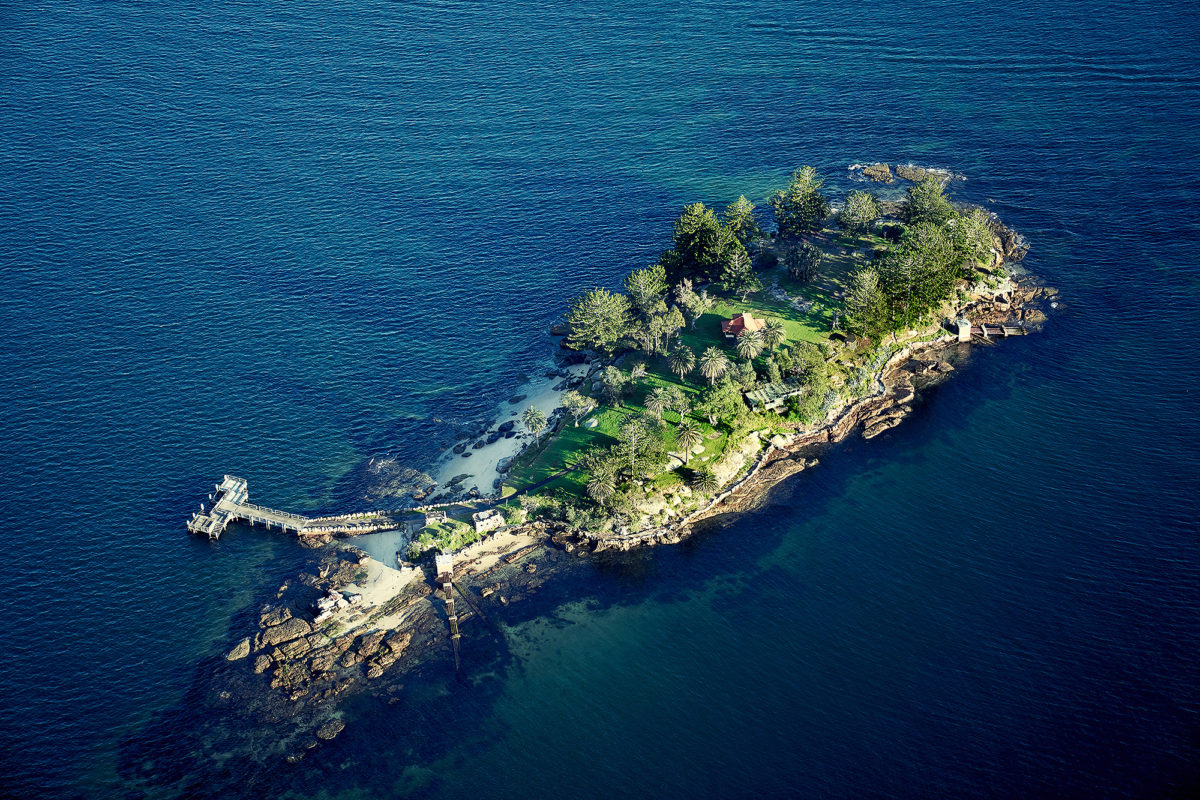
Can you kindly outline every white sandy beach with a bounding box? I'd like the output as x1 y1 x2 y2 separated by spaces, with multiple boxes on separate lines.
431 362 591 498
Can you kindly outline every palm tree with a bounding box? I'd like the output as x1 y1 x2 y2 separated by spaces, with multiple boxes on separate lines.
523 405 548 442
675 420 703 466
586 473 615 506
692 468 719 495
698 347 731 386
762 319 786 353
735 329 764 362
668 347 696 381
645 387 669 420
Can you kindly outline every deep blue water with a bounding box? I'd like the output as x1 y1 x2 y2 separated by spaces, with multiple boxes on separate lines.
1 0 1199 797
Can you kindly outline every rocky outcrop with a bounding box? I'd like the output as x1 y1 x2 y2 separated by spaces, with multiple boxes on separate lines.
259 606 292 628
260 617 312 648
226 638 251 661
862 163 894 183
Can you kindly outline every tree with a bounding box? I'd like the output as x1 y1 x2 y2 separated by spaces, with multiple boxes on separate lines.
668 347 696 381
667 386 690 421
785 241 822 284
586 473 615 507
775 345 793 375
734 359 757 390
660 202 748 283
675 420 703 466
762 318 786 353
523 406 548 442
566 288 632 354
598 366 629 407
904 176 955 227
770 166 830 238
735 329 765 362
696 376 747 426
645 387 669 420
843 267 889 340
718 248 761 302
692 468 719 495
952 207 996 267
661 307 686 352
562 390 597 427
877 220 966 328
724 195 761 243
616 415 668 482
788 342 828 391
840 190 881 234
624 264 668 313
698 346 731 386
629 361 648 380
765 356 782 384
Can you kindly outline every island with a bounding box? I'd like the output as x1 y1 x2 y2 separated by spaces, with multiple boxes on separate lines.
145 164 1058 781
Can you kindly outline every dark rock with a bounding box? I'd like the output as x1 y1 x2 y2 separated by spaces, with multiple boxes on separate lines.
862 162 893 183
486 431 503 444
461 451 472 457
508 394 527 404
316 719 345 741
253 654 272 674
472 440 485 449
356 631 385 657
278 638 311 660
261 617 313 648
498 420 515 432
895 164 927 182
452 442 467 454
549 323 571 336
504 430 516 439
384 632 412 656
259 606 293 628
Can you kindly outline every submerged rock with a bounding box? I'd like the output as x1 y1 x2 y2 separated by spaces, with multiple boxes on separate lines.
316 719 345 741
225 638 251 661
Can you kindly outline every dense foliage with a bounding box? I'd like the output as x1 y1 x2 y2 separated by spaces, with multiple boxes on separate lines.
566 288 632 353
659 202 747 283
770 166 830 238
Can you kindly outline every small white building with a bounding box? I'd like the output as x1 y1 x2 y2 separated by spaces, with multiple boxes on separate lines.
472 508 505 534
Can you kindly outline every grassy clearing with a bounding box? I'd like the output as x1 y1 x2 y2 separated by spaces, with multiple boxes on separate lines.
502 361 731 501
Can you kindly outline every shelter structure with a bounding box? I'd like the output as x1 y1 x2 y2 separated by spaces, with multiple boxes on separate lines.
721 311 765 340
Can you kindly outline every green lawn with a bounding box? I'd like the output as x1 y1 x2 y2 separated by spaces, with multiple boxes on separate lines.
503 363 730 501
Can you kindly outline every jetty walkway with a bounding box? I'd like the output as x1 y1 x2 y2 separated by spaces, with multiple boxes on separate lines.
186 475 425 540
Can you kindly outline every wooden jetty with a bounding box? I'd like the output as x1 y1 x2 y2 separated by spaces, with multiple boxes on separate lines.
972 322 1028 339
436 553 462 671
186 475 414 540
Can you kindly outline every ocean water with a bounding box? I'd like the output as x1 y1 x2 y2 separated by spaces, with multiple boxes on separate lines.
1 0 1198 797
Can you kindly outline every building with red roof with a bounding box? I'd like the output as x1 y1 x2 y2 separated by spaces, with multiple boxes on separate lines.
721 310 765 340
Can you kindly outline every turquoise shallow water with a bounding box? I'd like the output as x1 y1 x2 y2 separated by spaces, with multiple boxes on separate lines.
1 0 1199 797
